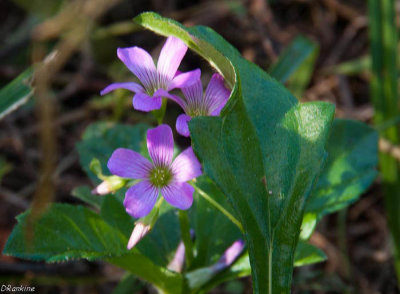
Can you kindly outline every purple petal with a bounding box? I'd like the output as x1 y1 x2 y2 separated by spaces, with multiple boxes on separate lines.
181 77 203 108
117 47 156 89
100 82 144 96
213 240 245 272
176 114 191 137
157 37 188 83
161 181 194 210
154 88 186 110
133 92 162 112
107 148 152 179
168 69 201 91
171 147 202 183
124 181 158 218
204 73 230 115
147 124 174 167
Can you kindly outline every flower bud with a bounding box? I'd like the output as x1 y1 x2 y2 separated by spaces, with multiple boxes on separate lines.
91 176 126 195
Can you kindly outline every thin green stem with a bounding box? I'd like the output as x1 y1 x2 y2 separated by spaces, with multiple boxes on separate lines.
152 98 167 125
178 210 194 270
191 182 244 233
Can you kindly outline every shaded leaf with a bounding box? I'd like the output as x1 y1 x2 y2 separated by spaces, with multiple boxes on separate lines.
76 122 149 182
0 68 33 120
302 119 378 239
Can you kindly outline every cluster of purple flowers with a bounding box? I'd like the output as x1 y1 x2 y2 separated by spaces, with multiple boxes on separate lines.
99 36 232 250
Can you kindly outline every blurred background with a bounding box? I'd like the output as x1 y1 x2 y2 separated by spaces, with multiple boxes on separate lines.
0 0 399 293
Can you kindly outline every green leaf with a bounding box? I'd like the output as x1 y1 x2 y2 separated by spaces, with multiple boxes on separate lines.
191 176 242 269
133 12 335 293
3 204 128 261
197 241 325 293
100 194 180 267
71 185 103 210
4 203 184 293
76 122 149 182
294 241 327 267
0 68 33 120
111 274 144 294
303 119 378 238
269 35 318 86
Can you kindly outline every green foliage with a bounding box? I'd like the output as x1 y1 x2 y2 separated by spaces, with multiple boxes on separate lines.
0 68 33 120
294 241 327 267
191 176 242 269
76 122 149 182
3 204 128 261
71 185 103 210
301 119 378 238
368 0 400 282
270 35 319 97
134 12 336 293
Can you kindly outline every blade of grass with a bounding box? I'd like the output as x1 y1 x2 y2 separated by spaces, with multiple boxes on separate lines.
368 0 400 283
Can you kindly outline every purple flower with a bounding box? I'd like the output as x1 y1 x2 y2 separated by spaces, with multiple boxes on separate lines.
107 124 202 218
172 72 230 137
101 36 200 112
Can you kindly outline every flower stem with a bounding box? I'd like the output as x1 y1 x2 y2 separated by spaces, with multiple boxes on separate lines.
151 98 167 125
178 210 194 270
191 182 244 233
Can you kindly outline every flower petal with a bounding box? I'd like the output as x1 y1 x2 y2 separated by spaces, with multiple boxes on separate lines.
124 181 158 218
157 37 188 83
107 148 152 179
161 181 194 210
204 73 230 115
176 114 191 137
171 147 202 182
100 82 144 96
181 77 203 108
147 124 174 166
133 92 162 112
168 69 201 91
153 88 186 109
117 47 156 89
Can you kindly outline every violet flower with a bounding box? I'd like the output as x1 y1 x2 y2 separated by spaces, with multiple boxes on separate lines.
107 124 202 218
101 36 200 112
172 72 230 137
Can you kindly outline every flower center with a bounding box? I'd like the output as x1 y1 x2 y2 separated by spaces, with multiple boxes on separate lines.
187 106 208 117
149 166 173 188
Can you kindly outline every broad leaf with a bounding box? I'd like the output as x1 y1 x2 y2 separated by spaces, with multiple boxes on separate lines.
3 203 184 293
0 68 33 120
133 12 335 293
76 122 149 182
190 176 242 269
100 194 181 267
71 185 104 210
301 119 378 239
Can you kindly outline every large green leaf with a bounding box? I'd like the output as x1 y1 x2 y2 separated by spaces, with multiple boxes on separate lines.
302 119 378 238
0 68 33 120
134 12 335 293
3 203 184 293
76 122 149 182
190 176 242 269
100 194 181 267
3 204 128 261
